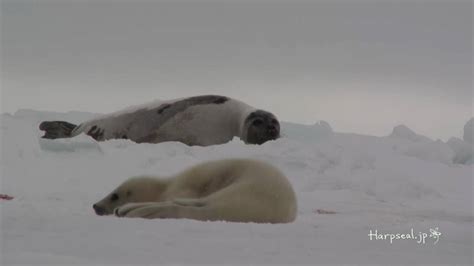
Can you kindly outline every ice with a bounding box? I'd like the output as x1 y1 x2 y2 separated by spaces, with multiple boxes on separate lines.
1 110 472 265
447 137 473 165
389 124 432 142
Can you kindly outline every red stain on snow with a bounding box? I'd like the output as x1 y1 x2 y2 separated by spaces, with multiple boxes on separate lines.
0 194 14 201
314 209 337 214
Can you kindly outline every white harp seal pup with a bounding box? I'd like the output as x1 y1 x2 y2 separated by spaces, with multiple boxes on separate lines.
93 159 297 223
39 95 280 146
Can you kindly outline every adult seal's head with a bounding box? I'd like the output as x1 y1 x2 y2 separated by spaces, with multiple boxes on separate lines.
242 110 280 145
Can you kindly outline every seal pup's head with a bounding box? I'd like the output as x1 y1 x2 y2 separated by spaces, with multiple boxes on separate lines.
243 110 280 145
93 176 166 216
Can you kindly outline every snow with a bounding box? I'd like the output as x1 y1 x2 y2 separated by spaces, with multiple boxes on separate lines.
1 110 473 265
447 137 473 165
389 124 432 143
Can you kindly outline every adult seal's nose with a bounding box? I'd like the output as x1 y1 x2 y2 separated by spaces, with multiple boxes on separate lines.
93 204 105 216
267 125 277 135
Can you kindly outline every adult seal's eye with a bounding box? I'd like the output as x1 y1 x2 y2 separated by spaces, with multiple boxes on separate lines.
252 119 263 126
110 193 119 202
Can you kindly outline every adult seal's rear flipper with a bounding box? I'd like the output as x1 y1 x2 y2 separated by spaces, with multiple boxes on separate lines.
39 121 78 139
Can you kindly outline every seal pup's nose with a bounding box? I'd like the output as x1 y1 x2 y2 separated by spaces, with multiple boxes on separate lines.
93 204 106 216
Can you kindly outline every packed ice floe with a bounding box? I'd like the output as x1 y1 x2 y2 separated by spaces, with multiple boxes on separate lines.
1 110 472 265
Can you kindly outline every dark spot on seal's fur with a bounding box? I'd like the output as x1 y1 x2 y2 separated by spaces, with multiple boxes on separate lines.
122 135 128 139
184 95 228 105
157 104 171 114
157 95 228 117
110 193 119 202
212 96 228 104
87 125 105 140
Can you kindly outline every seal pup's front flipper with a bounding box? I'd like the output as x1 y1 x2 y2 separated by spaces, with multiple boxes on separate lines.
172 198 206 207
39 121 78 139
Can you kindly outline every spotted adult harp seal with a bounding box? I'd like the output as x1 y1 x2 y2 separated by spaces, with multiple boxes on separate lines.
39 95 280 146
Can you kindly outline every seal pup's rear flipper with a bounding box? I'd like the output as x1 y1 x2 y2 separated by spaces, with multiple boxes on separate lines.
39 121 78 139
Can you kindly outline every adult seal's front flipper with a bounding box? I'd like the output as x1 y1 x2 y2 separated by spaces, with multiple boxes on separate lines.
39 121 78 139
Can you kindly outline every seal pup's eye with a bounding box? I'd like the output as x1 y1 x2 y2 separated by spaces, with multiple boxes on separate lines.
271 119 278 125
110 193 119 202
252 119 263 126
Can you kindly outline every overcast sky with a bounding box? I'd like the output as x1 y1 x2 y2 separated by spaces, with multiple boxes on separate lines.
1 0 472 140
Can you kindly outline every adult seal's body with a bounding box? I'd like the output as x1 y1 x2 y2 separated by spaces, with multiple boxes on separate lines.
93 159 297 223
39 95 280 146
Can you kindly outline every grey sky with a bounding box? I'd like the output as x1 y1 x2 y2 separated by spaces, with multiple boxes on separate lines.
1 0 472 140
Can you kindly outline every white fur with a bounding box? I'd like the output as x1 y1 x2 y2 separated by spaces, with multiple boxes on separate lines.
94 159 297 223
154 100 255 145
71 97 257 145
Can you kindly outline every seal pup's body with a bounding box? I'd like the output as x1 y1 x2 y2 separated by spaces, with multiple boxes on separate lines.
93 159 297 223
